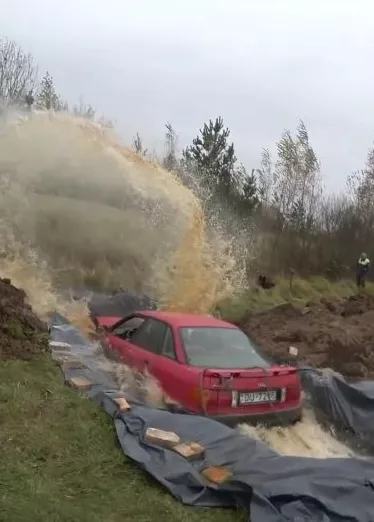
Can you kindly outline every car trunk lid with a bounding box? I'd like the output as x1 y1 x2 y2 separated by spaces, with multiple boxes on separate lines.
199 366 300 414
203 365 297 386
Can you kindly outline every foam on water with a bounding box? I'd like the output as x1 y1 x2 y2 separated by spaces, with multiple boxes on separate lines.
239 408 353 458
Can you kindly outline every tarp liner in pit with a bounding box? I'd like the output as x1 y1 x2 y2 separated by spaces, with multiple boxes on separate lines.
87 291 157 321
49 314 374 522
301 366 374 452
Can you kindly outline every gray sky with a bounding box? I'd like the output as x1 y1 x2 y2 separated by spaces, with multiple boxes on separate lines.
2 0 374 191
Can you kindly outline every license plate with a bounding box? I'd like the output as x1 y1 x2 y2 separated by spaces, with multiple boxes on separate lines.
239 390 277 405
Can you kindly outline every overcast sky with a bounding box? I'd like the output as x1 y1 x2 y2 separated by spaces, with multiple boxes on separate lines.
2 0 374 191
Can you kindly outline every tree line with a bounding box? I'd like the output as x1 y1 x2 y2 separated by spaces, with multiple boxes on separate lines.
143 120 374 281
1 34 373 281
0 36 98 116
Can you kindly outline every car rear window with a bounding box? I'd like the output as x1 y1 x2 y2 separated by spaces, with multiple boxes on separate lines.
180 327 269 369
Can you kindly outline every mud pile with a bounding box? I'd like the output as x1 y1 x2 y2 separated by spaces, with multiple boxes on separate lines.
0 278 48 360
243 293 374 380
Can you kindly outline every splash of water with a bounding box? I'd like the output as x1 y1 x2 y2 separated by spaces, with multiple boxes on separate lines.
239 408 352 458
0 109 352 458
0 110 240 313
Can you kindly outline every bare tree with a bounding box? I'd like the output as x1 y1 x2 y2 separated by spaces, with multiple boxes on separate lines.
273 121 321 227
73 96 96 120
0 37 37 105
163 122 178 171
97 116 114 128
132 132 148 156
257 148 274 205
258 121 322 273
347 146 374 213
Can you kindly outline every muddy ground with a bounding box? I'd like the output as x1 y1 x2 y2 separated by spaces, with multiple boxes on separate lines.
0 278 48 360
2 274 374 381
242 293 374 380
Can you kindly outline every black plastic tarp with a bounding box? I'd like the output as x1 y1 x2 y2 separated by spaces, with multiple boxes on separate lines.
49 315 374 522
301 367 374 452
96 392 374 522
87 291 157 320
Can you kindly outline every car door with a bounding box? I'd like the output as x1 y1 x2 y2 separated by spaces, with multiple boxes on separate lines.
107 315 146 365
129 320 198 408
127 318 167 373
149 325 189 404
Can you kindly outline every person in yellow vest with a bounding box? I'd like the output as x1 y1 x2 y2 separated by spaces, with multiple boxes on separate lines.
357 252 370 288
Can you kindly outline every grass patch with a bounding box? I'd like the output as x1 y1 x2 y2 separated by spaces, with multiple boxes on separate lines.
217 277 374 322
0 355 245 522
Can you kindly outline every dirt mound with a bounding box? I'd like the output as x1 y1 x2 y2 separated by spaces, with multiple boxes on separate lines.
243 293 374 381
0 278 48 360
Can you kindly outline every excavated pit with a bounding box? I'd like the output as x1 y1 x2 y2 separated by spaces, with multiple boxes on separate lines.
243 293 374 380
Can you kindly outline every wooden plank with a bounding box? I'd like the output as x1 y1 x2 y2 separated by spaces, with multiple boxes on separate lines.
201 466 232 484
145 428 180 448
173 442 205 460
55 355 83 369
67 376 93 391
114 398 131 411
49 341 72 351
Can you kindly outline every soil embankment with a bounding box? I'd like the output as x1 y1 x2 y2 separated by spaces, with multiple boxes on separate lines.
243 293 374 380
0 277 48 360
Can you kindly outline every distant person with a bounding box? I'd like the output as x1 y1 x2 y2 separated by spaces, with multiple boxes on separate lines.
356 252 370 288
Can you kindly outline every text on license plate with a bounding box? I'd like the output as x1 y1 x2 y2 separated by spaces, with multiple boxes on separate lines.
239 390 277 405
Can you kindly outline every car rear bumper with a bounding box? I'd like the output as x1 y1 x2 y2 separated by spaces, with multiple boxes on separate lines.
210 405 302 427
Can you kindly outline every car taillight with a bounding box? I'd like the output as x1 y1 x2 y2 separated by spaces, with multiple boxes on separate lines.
286 381 301 401
189 387 215 410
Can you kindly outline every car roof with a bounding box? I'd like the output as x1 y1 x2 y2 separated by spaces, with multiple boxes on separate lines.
138 310 237 329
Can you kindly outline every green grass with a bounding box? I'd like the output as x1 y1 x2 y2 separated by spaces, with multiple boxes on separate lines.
0 354 245 522
217 276 374 323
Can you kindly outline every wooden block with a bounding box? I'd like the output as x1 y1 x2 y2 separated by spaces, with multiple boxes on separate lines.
145 427 180 448
201 466 232 485
173 442 205 460
62 359 84 370
49 341 72 351
114 397 131 411
55 355 83 369
67 376 93 391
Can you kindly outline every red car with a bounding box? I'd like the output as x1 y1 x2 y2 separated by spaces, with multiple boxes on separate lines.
97 311 302 426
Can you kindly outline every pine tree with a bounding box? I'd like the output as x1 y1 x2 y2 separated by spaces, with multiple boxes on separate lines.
183 117 236 194
183 117 258 212
36 72 62 111
241 167 259 210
